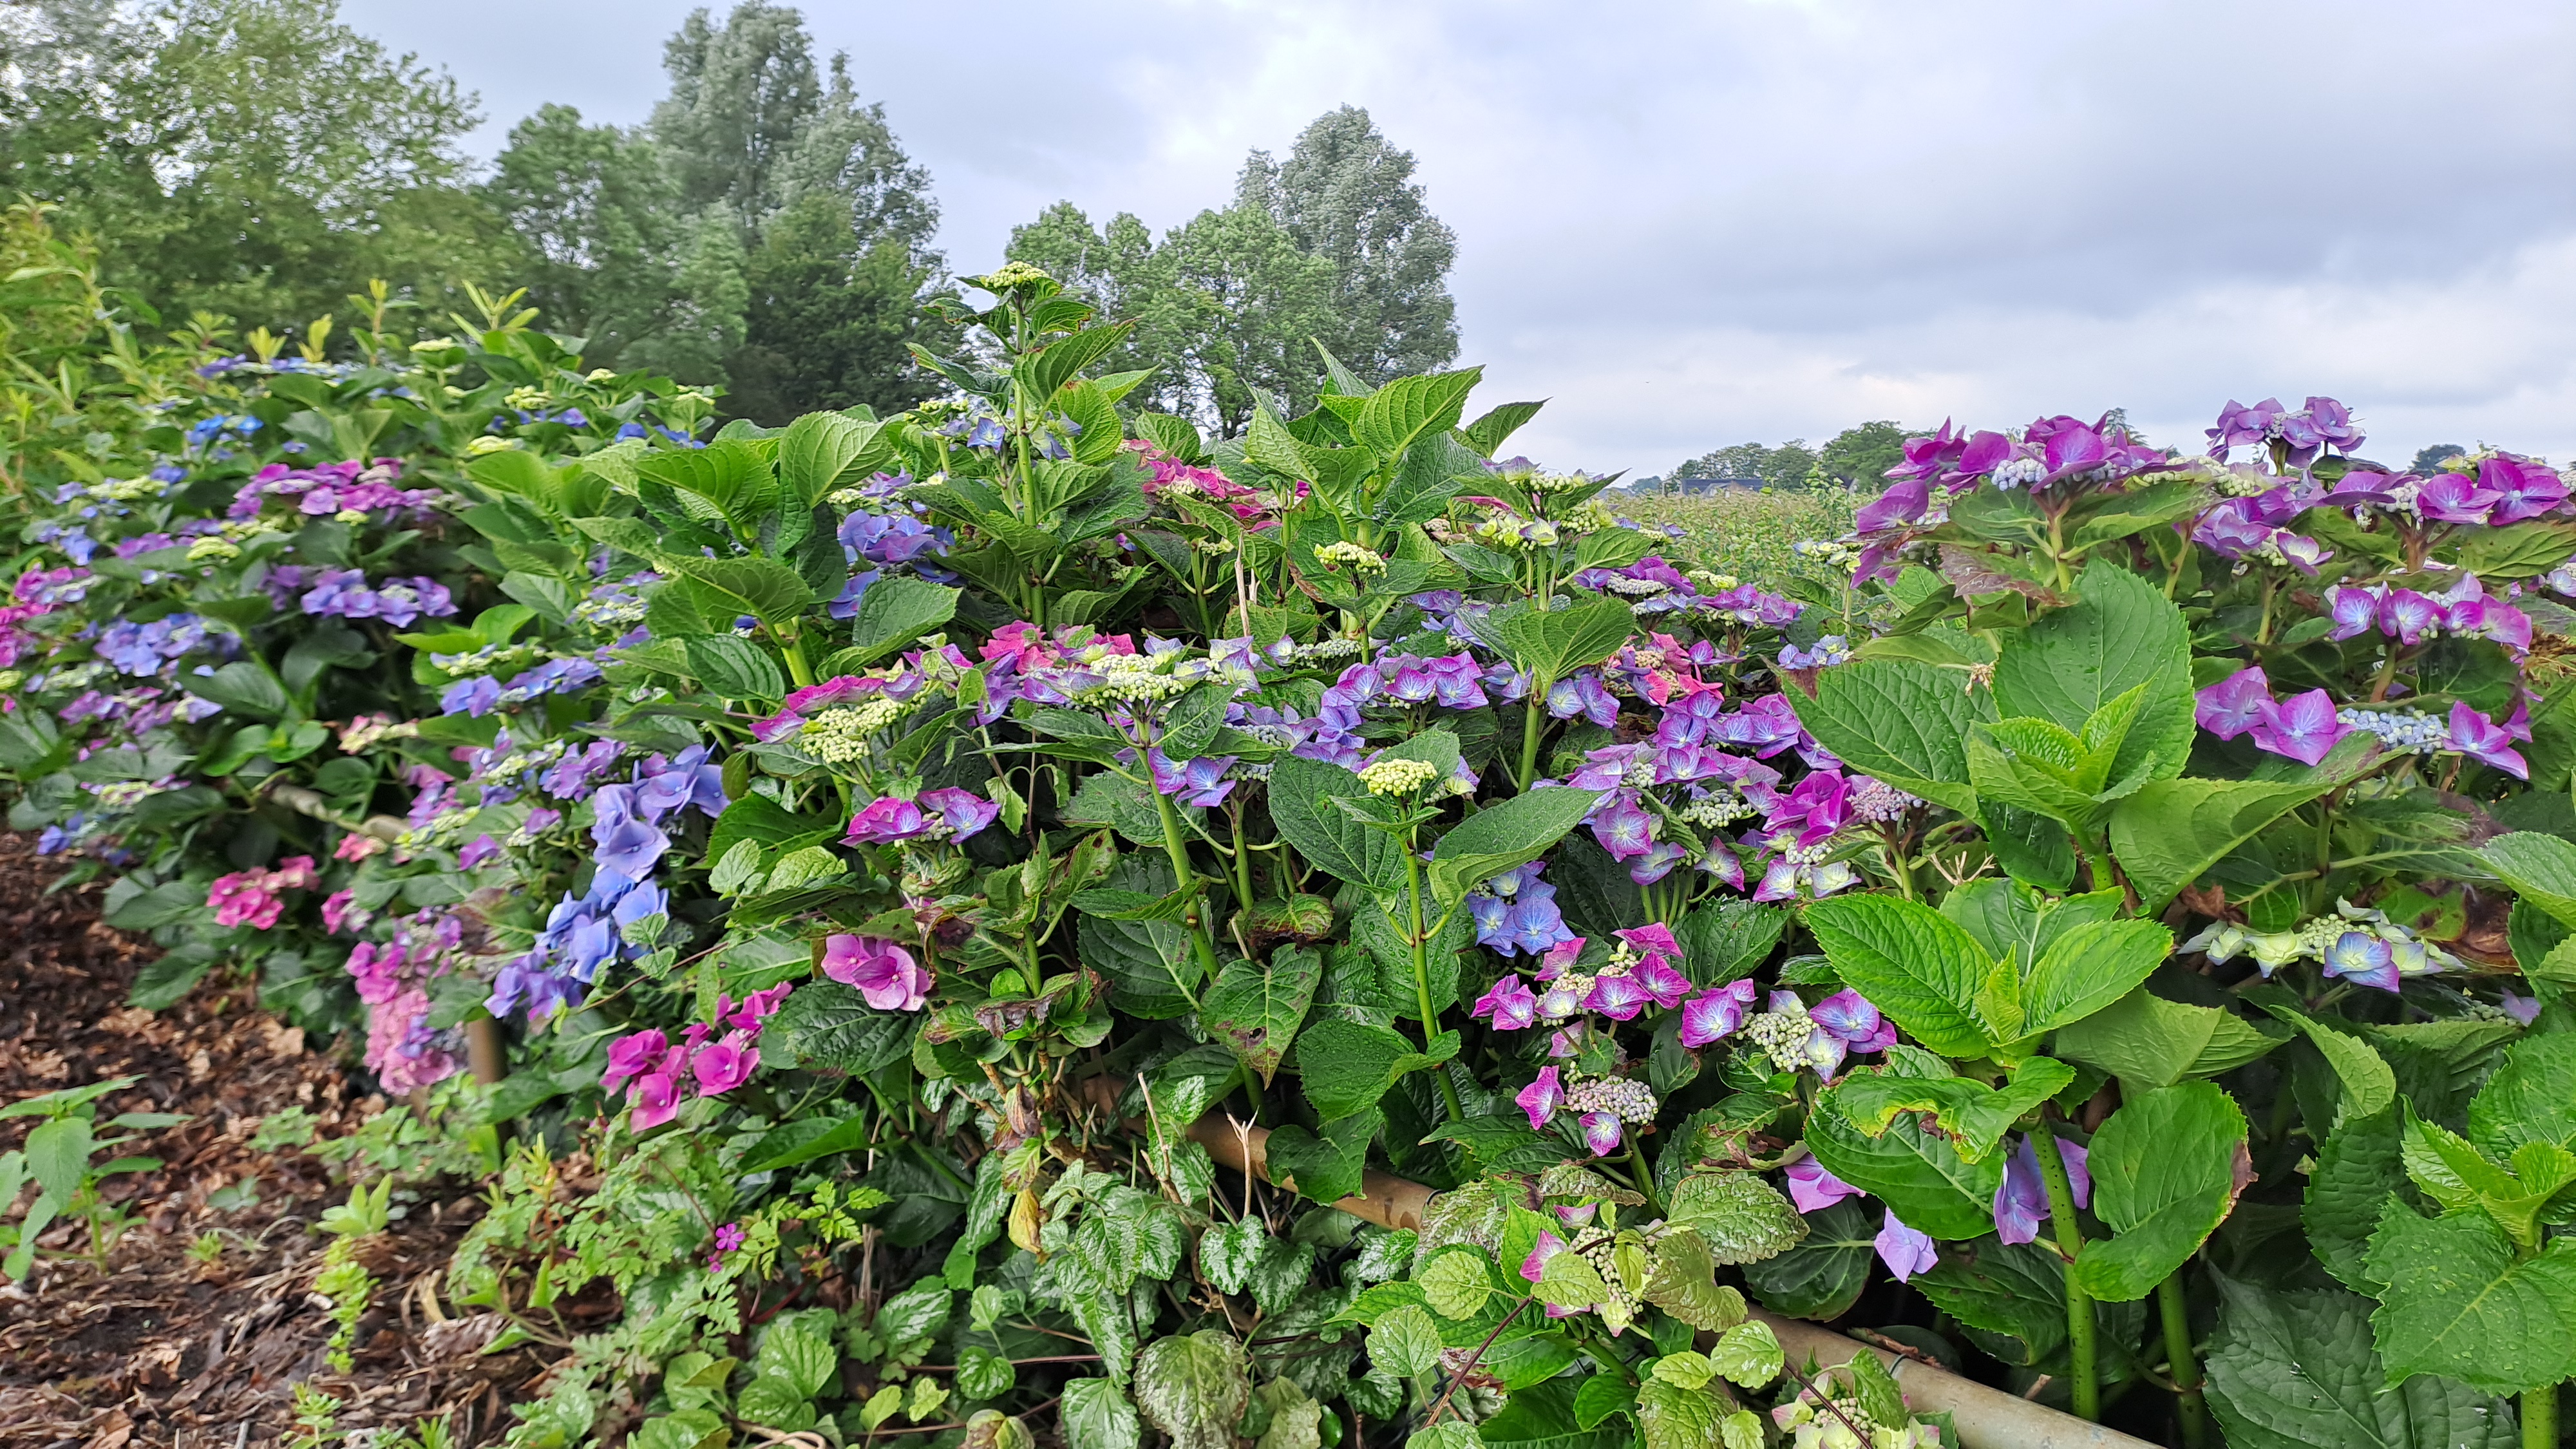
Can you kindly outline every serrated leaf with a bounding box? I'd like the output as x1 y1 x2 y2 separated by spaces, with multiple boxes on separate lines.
1743 1201 1875 1320
1640 1229 1747 1331
1803 894 1996 1057
1992 556 2194 787
2204 1274 2515 1449
2108 776 2332 913
1198 946 1321 1086
1426 784 1604 906
1707 1320 1782 1387
1367 1303 1444 1377
2069 1082 2250 1301
1267 755 1406 891
2365 1208 2576 1394
1417 1249 1494 1320
1803 1101 2003 1241
1634 1377 1726 1449
2052 987 2289 1088
1663 1172 1806 1265
844 577 961 668
1788 658 1988 814
2017 918 2173 1040
1059 1379 1141 1449
2305 1105 2406 1292
1133 1331 1250 1449
1296 1018 1457 1119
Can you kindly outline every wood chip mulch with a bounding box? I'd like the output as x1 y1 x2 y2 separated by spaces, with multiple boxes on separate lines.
0 833 551 1447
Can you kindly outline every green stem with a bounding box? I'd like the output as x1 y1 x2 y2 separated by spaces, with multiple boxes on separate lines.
1623 1140 1664 1219
1152 788 1218 998
2036 1120 2099 1421
780 632 816 690
1403 846 1464 1122
2526 1382 2557 1449
1515 681 1551 794
2158 1271 2209 1449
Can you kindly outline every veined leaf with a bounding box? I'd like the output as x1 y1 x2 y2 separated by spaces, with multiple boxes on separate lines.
1786 657 1987 815
2069 1082 2250 1302
1803 894 1995 1057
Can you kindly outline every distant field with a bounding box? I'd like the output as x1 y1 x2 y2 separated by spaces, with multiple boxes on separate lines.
1615 487 1860 591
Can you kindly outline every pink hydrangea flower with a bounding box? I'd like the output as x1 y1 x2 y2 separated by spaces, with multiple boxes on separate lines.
629 1071 681 1132
821 934 931 1010
1785 1156 1864 1213
321 888 362 935
603 1028 670 1094
335 833 385 862
691 1030 760 1095
1516 1066 1565 1129
1472 973 1538 1031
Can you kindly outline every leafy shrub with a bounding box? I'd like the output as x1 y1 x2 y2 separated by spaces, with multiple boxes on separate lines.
6 256 2576 1449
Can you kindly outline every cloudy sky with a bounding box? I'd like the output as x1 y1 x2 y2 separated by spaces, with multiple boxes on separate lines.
343 0 2576 477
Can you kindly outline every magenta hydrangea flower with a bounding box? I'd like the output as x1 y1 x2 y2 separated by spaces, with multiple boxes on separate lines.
1680 980 1758 1046
2249 688 2350 766
844 796 930 844
629 1070 681 1132
920 786 1001 842
821 934 932 1011
1631 954 1694 1010
1875 1210 1938 1282
1786 1156 1864 1214
1578 1111 1624 1157
691 1030 760 1095
1516 1066 1565 1130
2195 666 2270 741
1472 973 1539 1031
1583 971 1652 1021
2378 589 2442 646
603 1028 669 1095
2324 587 2378 642
2448 701 2530 779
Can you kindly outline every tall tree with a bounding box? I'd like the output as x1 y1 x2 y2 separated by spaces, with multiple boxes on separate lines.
2412 442 2467 473
486 3 947 417
1817 421 1909 488
1236 106 1459 383
0 0 520 327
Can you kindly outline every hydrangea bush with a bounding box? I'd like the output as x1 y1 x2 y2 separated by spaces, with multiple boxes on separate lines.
6 260 2576 1449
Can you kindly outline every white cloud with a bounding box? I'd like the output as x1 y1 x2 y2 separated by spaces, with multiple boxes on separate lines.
341 0 2576 468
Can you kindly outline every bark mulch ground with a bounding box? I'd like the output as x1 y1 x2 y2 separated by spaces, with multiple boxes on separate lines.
0 833 549 1448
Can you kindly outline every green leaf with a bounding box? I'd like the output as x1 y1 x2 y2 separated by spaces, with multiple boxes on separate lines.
1743 1201 1875 1319
1787 658 1988 814
1267 755 1406 891
1664 1171 1807 1265
2365 1208 2576 1393
1803 894 1996 1057
1197 947 1322 1086
764 981 915 1077
1639 1227 1747 1330
1913 1237 2082 1367
2483 831 2576 929
2204 1274 2516 1449
1079 858 1204 1019
1353 368 1479 461
180 661 289 721
1367 1303 1444 1377
659 553 813 627
2016 918 2172 1040
2069 1082 2249 1302
1706 1320 1783 1387
2467 1033 2576 1162
682 635 785 701
756 1322 837 1399
1475 1379 1629 1449
1059 1378 1142 1449
1965 717 2101 824
1676 898 1790 986
1824 1057 2076 1163
2305 1106 2405 1293
2108 776 2332 913
1417 1248 1495 1320
1992 556 2193 786
1803 1099 2003 1240
1634 1377 1726 1449
1264 1108 1381 1204
844 578 961 668
1296 1018 1458 1119
1426 784 1604 905
1470 596 1636 685
779 412 890 506
2051 987 2289 1088
1132 1331 1251 1449
2272 1012 2398 1126
24 1117 92 1204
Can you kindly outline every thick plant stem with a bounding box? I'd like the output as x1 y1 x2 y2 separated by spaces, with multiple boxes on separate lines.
2157 1271 2209 1449
2036 1122 2099 1421
1152 789 1219 996
2526 1382 2557 1449
1515 688 1549 795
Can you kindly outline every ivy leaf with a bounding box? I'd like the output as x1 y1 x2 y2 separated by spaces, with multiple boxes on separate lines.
1198 947 1322 1086
1786 657 1987 815
1367 1303 1444 1377
1059 1378 1142 1449
1295 1018 1458 1119
1803 894 1996 1057
2367 1208 2576 1394
1663 1171 1807 1265
1133 1331 1252 1449
2069 1082 2251 1302
2205 1273 2517 1449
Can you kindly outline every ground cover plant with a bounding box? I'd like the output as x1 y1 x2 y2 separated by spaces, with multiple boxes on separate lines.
5 227 2576 1449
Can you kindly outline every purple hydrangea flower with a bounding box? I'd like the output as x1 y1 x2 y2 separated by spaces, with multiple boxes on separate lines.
1472 973 1539 1031
2195 667 2271 742
1516 1066 1564 1129
2249 688 2350 766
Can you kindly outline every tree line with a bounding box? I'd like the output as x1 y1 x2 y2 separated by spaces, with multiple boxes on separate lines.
0 0 1460 431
